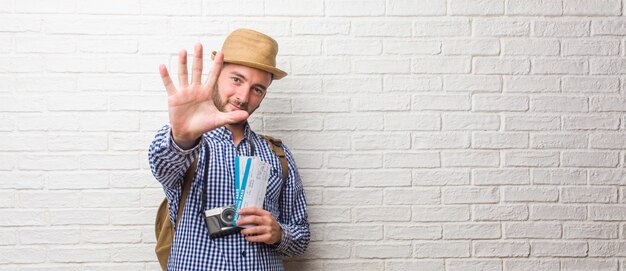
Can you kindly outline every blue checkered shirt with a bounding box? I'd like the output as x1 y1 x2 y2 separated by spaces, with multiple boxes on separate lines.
149 124 310 271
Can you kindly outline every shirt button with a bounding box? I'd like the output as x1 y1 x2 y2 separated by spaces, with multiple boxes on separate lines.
241 250 246 257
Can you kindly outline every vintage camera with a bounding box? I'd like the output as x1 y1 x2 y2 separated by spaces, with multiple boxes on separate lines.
204 205 241 239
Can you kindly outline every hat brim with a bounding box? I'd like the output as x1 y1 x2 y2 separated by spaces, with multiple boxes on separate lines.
211 51 287 80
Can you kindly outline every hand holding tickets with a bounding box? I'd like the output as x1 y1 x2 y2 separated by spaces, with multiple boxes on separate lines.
233 156 271 228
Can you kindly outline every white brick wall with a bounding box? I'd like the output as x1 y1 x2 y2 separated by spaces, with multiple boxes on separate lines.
1 0 626 270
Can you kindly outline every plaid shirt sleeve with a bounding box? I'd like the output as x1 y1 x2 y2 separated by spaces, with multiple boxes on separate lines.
272 144 310 257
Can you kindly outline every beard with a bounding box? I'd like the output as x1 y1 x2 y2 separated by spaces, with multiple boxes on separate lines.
212 83 252 126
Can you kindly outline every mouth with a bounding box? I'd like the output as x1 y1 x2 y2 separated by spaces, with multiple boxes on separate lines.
228 102 246 111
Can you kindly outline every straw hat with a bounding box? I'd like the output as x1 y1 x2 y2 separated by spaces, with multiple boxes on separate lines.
211 28 287 80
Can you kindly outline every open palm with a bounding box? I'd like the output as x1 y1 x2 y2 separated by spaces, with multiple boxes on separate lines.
159 44 248 148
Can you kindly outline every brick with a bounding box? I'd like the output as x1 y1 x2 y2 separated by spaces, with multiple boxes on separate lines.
413 169 471 186
444 75 502 92
590 205 626 221
20 154 79 171
292 57 350 75
413 18 470 37
203 0 264 16
412 57 471 74
264 116 323 131
300 170 349 187
0 210 46 226
228 20 290 37
299 242 350 259
354 95 411 111
354 206 411 222
414 241 470 258
292 151 323 169
588 241 626 256
507 0 562 15
531 96 588 112
442 113 500 131
0 230 16 246
265 0 323 16
590 59 626 75
447 260 501 271
354 58 411 74
590 96 626 112
0 247 46 264
269 77 322 94
448 0 504 15
413 132 470 149
47 95 108 112
0 173 44 189
354 21 412 37
472 95 528 112
443 187 498 204
356 243 412 258
442 151 500 167
327 153 382 168
385 224 441 240
387 0 446 15
474 205 529 221
472 132 528 149
563 0 621 15
534 20 589 37
353 134 410 150
384 152 439 168
442 39 500 56
532 58 588 74
563 223 618 239
561 259 617 271
503 187 558 202
474 169 530 185
325 225 382 241
385 260 444 271
293 97 351 113
385 75 442 92
533 169 587 185
0 56 44 73
78 75 141 92
326 0 385 16
384 188 440 205
0 191 14 208
562 39 620 56
474 19 530 37
321 262 383 271
81 191 140 208
323 189 382 205
413 94 471 111
531 205 586 220
474 241 530 257
593 19 626 36
561 186 617 203
412 206 470 222
326 39 381 56
80 154 139 170
443 223 501 239
292 19 350 35
19 191 81 208
504 222 561 238
46 56 107 73
352 170 411 187
50 209 109 225
563 115 620 130
15 0 75 13
531 241 588 257
502 39 560 56
504 151 560 167
110 209 154 225
563 151 619 168
77 0 140 14
589 169 626 185
474 58 530 75
325 76 382 93
384 40 440 55
15 37 75 53
504 259 560 271
0 134 47 151
307 207 350 223
325 114 383 131
20 228 80 245
384 114 440 131
503 76 560 93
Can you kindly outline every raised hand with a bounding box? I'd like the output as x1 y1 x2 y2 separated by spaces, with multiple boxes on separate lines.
159 43 249 149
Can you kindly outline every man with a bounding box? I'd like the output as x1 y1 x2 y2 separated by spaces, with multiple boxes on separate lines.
148 29 309 270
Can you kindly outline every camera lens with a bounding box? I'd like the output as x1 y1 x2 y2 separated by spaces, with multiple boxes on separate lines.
221 206 235 224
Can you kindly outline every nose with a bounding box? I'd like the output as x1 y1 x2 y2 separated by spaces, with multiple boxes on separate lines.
232 85 250 105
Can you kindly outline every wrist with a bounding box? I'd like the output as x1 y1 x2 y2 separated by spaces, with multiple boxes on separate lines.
171 130 201 150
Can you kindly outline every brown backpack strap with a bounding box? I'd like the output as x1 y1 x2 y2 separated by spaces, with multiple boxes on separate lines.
261 135 289 183
176 158 198 228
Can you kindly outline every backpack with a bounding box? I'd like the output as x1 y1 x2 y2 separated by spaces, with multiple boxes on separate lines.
154 135 289 270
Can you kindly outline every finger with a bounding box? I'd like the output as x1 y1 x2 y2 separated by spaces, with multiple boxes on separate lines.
159 64 177 96
177 49 189 87
205 51 223 87
237 207 270 216
240 225 270 236
191 43 203 84
236 215 265 227
245 233 272 243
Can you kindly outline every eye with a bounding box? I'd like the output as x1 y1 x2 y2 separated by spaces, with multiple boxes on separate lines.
231 77 241 83
253 88 265 96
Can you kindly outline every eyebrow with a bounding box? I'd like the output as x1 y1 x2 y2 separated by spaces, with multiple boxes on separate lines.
230 71 268 91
